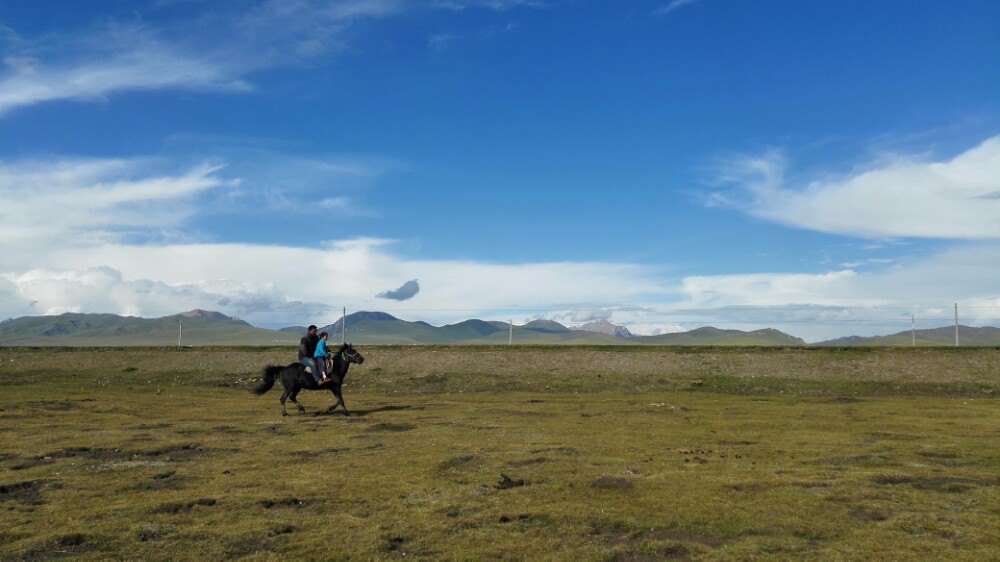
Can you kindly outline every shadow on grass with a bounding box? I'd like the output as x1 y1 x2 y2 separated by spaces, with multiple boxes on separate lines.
312 404 418 417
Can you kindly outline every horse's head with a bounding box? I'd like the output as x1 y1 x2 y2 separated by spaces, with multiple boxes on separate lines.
339 343 364 365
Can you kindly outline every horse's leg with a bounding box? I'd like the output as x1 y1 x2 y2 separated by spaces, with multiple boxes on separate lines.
289 387 305 414
327 387 343 414
279 387 291 417
334 386 350 417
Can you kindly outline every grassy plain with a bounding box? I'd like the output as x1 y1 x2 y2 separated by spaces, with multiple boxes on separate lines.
1 346 998 560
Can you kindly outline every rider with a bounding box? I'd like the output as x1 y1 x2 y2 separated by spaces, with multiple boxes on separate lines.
314 331 333 374
298 325 330 384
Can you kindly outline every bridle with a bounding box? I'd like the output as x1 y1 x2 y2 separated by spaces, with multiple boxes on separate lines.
340 347 359 362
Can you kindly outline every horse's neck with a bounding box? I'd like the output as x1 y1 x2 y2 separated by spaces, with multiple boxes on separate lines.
332 355 350 377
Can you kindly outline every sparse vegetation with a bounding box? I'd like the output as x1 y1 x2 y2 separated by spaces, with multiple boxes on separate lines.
1 346 998 559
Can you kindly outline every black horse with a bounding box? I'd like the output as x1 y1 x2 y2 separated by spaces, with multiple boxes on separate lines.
254 343 364 416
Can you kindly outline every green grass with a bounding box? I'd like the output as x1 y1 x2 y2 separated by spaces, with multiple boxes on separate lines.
1 347 998 560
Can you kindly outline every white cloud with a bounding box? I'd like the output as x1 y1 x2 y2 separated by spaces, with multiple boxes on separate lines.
653 0 701 16
0 239 669 327
433 0 547 11
669 244 1000 340
0 0 543 116
677 245 1000 309
0 266 331 320
238 0 403 60
0 158 233 260
709 136 1000 239
0 151 668 323
0 27 251 116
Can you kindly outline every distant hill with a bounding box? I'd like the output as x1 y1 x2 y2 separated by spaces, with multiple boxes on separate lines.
643 327 806 346
0 309 297 346
318 311 805 345
572 319 633 338
1 309 819 346
817 325 1000 346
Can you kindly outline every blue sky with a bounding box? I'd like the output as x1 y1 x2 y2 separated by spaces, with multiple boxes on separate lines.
0 0 998 340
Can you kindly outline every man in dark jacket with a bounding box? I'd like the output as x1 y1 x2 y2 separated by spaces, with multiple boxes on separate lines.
298 325 328 384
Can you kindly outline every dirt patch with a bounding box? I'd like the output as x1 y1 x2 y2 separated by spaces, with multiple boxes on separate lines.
591 476 633 491
39 443 217 465
871 474 993 493
917 451 960 459
290 447 349 459
33 444 226 468
129 423 173 430
648 530 727 549
367 423 415 433
143 444 211 461
850 509 888 522
10 457 54 471
867 432 921 441
270 525 297 536
531 446 579 455
728 482 771 493
591 522 723 551
590 521 639 547
153 498 217 514
28 400 82 411
675 448 712 455
494 474 526 490
212 425 244 434
135 523 169 542
260 497 312 509
383 536 409 553
815 454 895 467
507 457 548 468
610 547 690 562
225 537 271 557
23 533 95 560
789 481 834 489
134 471 189 491
439 455 476 469
0 480 51 504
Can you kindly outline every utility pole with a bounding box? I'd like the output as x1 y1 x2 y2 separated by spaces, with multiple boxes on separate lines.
178 319 182 347
911 313 915 347
954 303 959 347
509 319 513 345
342 307 347 344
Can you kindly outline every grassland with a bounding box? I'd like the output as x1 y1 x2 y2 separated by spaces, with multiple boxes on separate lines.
1 346 998 560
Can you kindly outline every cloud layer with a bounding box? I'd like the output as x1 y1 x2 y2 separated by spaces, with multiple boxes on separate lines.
0 0 547 116
1 143 998 340
0 158 233 260
709 136 1000 239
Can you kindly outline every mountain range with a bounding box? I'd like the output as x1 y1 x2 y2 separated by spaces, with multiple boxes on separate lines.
816 325 1000 346
572 319 634 338
0 309 297 346
1 309 997 346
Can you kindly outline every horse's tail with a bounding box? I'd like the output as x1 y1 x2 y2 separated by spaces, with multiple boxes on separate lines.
253 365 284 395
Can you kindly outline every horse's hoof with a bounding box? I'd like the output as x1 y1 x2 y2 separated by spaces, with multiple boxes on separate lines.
282 412 288 417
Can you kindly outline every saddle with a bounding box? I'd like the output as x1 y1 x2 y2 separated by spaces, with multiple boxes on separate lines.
302 361 329 376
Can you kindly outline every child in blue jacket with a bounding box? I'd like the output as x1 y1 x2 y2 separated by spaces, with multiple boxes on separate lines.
314 331 332 378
